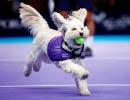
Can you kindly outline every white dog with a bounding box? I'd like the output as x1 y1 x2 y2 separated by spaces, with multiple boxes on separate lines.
19 3 91 96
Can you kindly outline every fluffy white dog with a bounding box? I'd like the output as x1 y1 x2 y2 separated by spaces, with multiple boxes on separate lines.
19 3 91 96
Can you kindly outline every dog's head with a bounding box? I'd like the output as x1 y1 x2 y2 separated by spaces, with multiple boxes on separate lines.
52 8 89 50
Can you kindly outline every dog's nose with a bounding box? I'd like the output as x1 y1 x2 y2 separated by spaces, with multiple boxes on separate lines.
79 32 83 36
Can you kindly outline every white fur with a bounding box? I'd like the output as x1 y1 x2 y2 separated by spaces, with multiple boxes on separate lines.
19 3 90 96
70 8 87 22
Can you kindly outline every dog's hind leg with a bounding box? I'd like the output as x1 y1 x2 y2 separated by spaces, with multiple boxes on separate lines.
24 52 34 77
33 61 41 72
33 58 42 72
24 48 42 77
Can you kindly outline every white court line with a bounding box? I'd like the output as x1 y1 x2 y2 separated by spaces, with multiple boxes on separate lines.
0 84 130 88
0 57 130 62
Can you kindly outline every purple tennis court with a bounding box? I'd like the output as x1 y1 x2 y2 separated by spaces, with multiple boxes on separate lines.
0 36 130 100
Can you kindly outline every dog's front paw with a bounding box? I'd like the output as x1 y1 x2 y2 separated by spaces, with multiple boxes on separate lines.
62 65 89 79
24 65 32 77
79 89 91 96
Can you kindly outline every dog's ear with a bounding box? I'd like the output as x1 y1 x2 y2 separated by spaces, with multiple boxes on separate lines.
52 12 66 29
71 8 87 22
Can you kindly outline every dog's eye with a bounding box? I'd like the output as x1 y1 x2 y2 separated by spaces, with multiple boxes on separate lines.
81 28 83 30
72 28 77 31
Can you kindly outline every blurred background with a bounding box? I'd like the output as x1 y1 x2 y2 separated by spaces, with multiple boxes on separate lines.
0 0 130 37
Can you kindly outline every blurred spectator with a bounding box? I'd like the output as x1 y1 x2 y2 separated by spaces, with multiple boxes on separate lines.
22 0 57 29
55 0 95 56
94 0 130 15
93 0 130 34
0 0 25 37
0 0 19 18
0 0 13 18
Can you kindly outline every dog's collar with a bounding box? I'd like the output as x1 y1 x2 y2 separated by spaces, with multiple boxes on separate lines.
63 41 85 57
62 40 85 58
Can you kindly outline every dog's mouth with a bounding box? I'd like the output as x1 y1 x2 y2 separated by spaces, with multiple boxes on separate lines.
64 36 85 50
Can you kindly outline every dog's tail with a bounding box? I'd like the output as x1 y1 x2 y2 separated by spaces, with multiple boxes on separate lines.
19 3 50 36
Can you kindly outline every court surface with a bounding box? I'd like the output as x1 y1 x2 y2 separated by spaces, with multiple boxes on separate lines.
0 35 130 100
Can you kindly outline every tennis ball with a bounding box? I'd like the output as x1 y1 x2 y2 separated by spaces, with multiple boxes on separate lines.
74 36 84 45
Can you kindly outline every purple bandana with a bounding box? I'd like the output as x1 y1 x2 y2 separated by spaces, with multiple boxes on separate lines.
47 36 86 61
